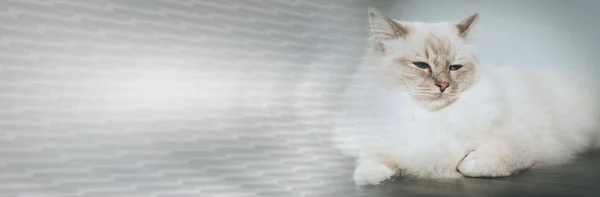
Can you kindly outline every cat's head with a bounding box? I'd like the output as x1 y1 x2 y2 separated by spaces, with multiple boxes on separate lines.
368 8 480 111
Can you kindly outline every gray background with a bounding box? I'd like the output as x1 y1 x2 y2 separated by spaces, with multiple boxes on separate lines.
387 0 600 74
0 0 599 197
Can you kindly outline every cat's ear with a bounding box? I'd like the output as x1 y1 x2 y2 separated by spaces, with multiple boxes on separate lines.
456 13 479 39
368 7 408 54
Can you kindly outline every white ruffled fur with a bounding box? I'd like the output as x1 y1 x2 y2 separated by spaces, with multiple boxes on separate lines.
335 59 600 184
333 9 600 185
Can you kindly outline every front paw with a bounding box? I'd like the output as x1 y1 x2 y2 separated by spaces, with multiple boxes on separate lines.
353 159 396 186
457 150 512 178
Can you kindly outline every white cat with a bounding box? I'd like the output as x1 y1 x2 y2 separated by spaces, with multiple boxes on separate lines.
332 8 600 186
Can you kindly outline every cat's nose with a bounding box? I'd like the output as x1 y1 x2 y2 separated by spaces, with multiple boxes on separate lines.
435 82 449 92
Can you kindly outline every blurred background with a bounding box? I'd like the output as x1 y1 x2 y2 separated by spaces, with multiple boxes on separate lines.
0 0 599 197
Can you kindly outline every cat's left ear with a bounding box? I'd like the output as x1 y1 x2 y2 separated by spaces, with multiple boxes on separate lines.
368 7 409 55
368 7 409 40
456 13 479 39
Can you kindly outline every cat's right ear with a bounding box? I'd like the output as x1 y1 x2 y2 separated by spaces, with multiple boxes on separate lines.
367 7 408 55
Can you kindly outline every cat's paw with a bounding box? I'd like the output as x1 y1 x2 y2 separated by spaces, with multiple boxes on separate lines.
353 159 396 186
457 150 512 178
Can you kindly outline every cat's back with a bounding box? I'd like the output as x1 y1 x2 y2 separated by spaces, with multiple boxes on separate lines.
487 65 600 154
491 65 599 112
485 65 598 104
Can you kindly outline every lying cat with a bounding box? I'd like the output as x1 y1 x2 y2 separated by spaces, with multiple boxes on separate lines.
332 7 600 185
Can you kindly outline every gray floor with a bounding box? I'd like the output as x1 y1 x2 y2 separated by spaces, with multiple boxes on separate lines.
383 151 600 197
1 0 599 197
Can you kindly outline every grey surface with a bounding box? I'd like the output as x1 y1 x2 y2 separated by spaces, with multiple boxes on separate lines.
0 0 599 197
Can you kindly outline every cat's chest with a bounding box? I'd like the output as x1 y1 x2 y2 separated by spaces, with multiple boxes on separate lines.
392 107 478 168
397 105 473 135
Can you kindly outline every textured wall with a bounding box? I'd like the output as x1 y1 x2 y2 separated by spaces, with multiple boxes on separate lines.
3 1 600 197
0 0 393 196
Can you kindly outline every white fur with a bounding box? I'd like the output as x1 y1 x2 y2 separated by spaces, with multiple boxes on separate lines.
333 14 600 185
335 59 600 185
353 157 397 185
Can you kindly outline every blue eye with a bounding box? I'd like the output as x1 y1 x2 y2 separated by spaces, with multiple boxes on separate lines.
449 65 463 71
413 62 430 69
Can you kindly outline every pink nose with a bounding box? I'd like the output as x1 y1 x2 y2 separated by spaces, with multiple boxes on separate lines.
436 82 449 92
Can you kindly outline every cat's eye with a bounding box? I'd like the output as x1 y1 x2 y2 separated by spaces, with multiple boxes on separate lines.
413 62 430 69
449 65 463 71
